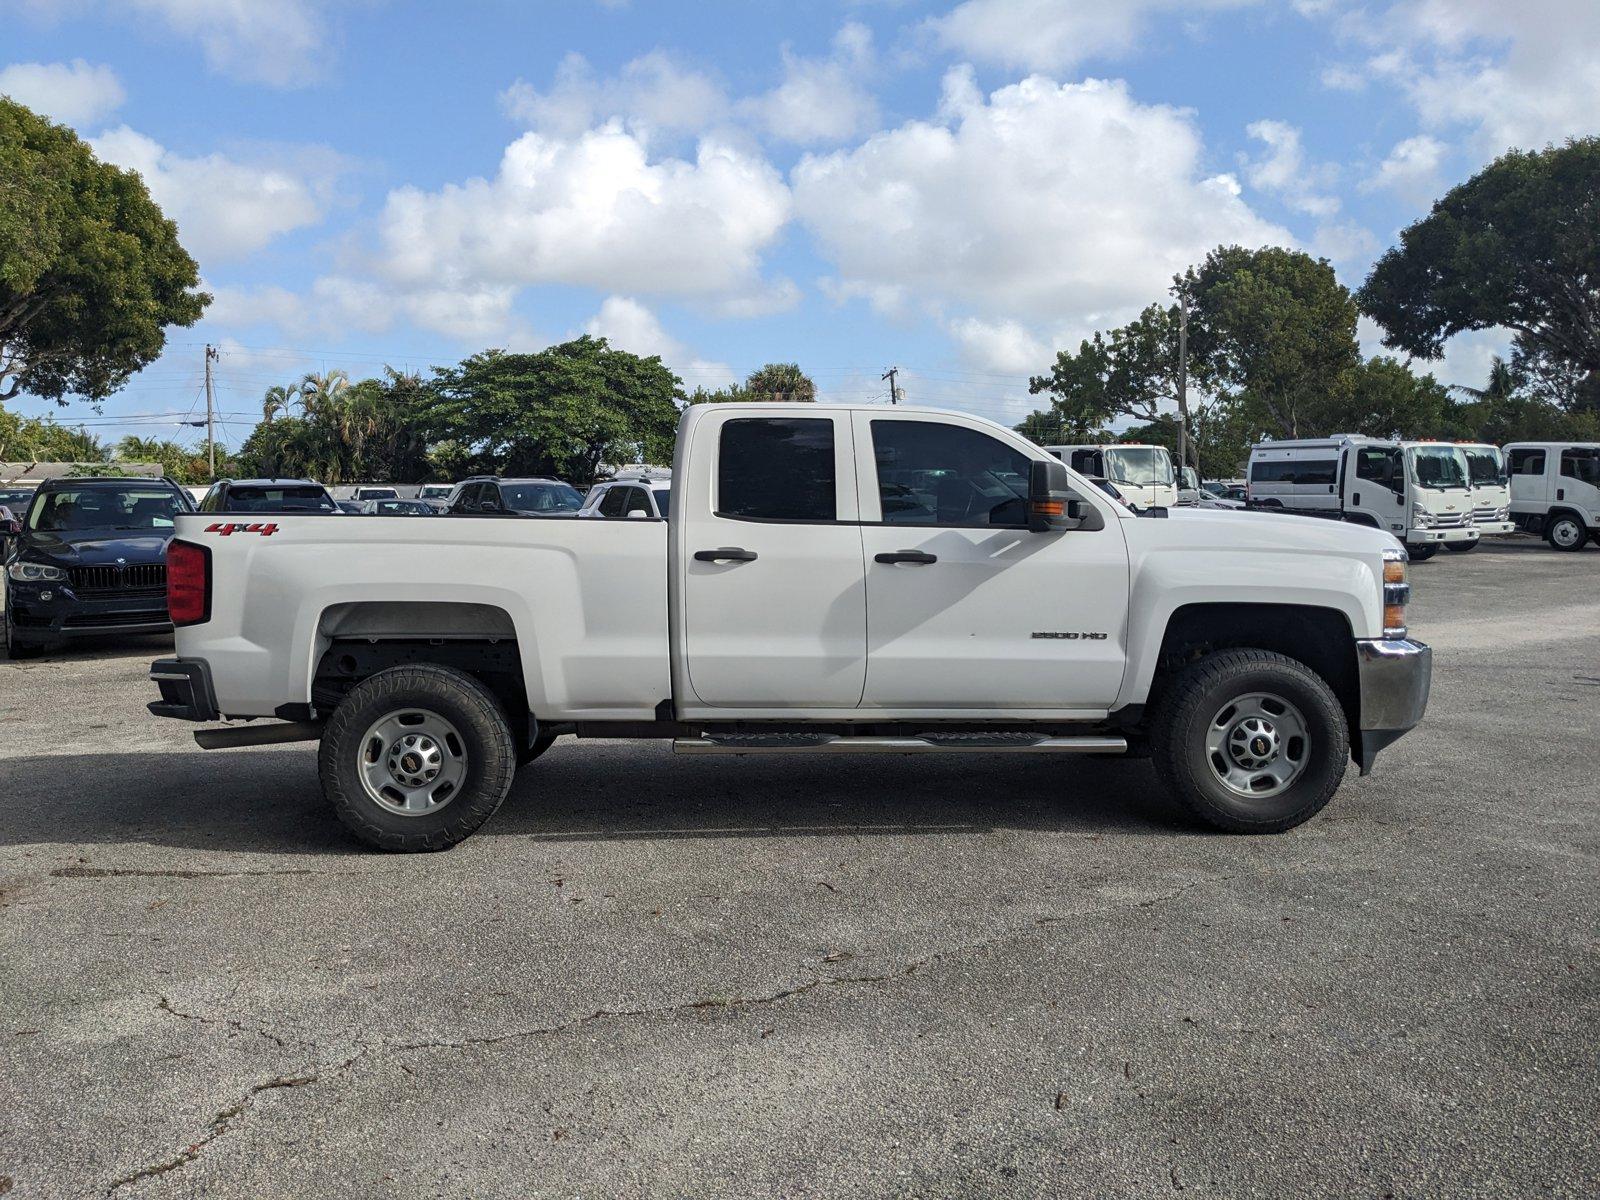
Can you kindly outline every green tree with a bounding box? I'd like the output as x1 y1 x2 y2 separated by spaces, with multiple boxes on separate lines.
0 98 207 403
0 406 109 462
741 362 815 402
294 368 351 417
429 336 683 481
1186 245 1361 439
236 368 436 484
1359 138 1600 406
115 434 225 485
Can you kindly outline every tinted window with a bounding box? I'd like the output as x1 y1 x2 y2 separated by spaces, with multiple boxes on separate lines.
597 486 630 518
1560 448 1600 485
27 486 187 532
502 482 582 513
651 487 671 517
1297 459 1337 486
1509 448 1545 476
871 420 1029 526
225 485 335 513
1356 448 1398 484
718 418 836 521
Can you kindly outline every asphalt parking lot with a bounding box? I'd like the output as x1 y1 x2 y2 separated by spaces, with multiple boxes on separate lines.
1 538 1597 1199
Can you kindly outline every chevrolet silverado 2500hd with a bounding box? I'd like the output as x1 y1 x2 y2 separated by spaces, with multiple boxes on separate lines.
147 403 1431 851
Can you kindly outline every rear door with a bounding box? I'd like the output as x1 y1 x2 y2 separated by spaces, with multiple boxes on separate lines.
677 410 866 709
852 412 1129 713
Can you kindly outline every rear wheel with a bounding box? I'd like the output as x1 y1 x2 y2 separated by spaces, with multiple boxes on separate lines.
319 664 516 851
1407 543 1439 561
1150 649 1349 834
1443 540 1476 553
1547 514 1587 551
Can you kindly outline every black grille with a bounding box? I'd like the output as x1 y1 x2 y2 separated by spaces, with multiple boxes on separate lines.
69 563 166 593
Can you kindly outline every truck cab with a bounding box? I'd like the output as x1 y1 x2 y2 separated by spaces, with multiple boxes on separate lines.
1506 442 1600 551
1456 443 1516 541
1043 443 1177 510
1248 435 1477 560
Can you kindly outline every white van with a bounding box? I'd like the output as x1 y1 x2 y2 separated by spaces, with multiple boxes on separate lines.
1246 435 1477 560
1043 444 1176 509
1505 442 1600 551
1455 443 1516 541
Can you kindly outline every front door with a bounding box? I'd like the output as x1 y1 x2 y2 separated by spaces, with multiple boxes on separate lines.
852 413 1129 713
679 411 867 709
1344 445 1406 534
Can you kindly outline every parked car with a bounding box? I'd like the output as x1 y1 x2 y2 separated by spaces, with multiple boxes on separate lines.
198 478 338 514
4 476 194 658
1176 467 1244 510
359 498 437 516
1506 441 1600 550
579 477 672 519
445 476 584 516
148 403 1429 852
0 505 19 560
416 484 455 511
347 486 400 503
336 501 364 514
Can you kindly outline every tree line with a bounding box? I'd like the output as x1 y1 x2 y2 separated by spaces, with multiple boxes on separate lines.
1018 139 1600 477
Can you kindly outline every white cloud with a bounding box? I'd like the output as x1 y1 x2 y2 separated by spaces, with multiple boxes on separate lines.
794 68 1289 338
90 127 340 262
1310 0 1600 157
499 51 727 140
945 317 1051 374
1311 219 1379 267
0 59 124 126
739 22 879 144
125 0 327 88
927 0 1261 72
584 295 735 388
372 124 791 306
1243 119 1339 216
1361 134 1446 201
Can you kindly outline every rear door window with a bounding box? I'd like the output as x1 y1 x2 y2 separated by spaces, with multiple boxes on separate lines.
1559 448 1600 485
717 418 837 522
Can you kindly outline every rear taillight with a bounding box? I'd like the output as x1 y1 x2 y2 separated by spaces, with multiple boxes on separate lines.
167 540 210 626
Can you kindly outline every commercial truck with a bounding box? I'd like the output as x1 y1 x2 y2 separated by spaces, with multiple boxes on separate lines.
1246 435 1477 560
1042 444 1178 510
147 404 1430 851
1506 441 1600 550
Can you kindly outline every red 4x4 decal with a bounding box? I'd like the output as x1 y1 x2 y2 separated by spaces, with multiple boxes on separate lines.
204 522 279 537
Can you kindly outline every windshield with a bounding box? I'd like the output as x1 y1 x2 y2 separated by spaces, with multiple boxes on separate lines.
651 487 672 516
418 485 452 499
1106 447 1174 487
373 500 430 513
27 486 186 532
1410 446 1469 489
228 486 336 513
502 482 583 512
1461 446 1504 486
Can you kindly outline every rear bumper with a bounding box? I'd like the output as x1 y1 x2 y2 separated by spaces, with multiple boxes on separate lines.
148 658 220 722
1353 638 1432 774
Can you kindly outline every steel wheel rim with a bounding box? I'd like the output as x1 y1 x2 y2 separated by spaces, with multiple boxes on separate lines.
1203 691 1310 800
1552 520 1581 547
358 709 469 816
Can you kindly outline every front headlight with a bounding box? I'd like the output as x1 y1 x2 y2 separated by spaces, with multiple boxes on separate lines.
1410 503 1436 527
7 561 67 583
1382 547 1409 639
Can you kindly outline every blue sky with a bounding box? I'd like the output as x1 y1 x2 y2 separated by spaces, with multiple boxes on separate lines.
3 0 1594 452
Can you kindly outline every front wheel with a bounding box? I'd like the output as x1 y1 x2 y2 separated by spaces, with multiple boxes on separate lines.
1443 540 1477 553
1150 649 1349 834
1546 514 1587 551
1407 543 1439 561
319 664 517 851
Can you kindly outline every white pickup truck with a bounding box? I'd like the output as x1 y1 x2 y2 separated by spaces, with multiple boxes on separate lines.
148 404 1431 851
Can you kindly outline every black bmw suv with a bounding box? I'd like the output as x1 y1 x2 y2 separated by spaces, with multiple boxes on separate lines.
3 476 194 658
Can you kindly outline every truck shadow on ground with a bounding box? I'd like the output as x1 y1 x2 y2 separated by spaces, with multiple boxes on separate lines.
0 743 1191 858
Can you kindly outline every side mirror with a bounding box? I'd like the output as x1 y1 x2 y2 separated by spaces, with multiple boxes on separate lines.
1028 458 1083 532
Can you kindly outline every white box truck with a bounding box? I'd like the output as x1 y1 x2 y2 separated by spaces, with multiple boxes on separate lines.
1455 443 1517 543
1246 435 1478 560
1043 444 1177 510
1505 442 1600 551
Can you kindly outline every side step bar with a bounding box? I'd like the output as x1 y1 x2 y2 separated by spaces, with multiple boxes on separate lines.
673 733 1127 755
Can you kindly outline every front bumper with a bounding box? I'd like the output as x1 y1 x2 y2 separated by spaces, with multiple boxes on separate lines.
1353 638 1432 774
7 581 171 640
148 658 221 722
1407 526 1478 546
1472 520 1517 537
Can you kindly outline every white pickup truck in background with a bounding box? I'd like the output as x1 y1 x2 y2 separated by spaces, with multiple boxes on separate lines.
149 403 1431 851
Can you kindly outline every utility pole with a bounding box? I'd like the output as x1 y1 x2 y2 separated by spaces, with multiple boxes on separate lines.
882 366 900 405
1175 291 1190 476
204 344 219 479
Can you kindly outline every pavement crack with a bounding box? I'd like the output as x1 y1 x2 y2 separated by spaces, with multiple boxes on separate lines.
156 995 290 1049
104 1055 362 1195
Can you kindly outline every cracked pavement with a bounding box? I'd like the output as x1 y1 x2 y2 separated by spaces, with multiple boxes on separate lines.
1 539 1597 1198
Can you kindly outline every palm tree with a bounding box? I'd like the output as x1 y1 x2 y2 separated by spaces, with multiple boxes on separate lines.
1450 356 1517 403
295 369 351 417
262 384 295 423
743 363 816 403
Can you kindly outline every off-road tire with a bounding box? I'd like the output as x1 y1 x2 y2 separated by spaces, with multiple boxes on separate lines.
1150 649 1349 834
1546 514 1587 552
1443 540 1476 553
1407 543 1438 561
319 664 516 852
519 731 558 767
